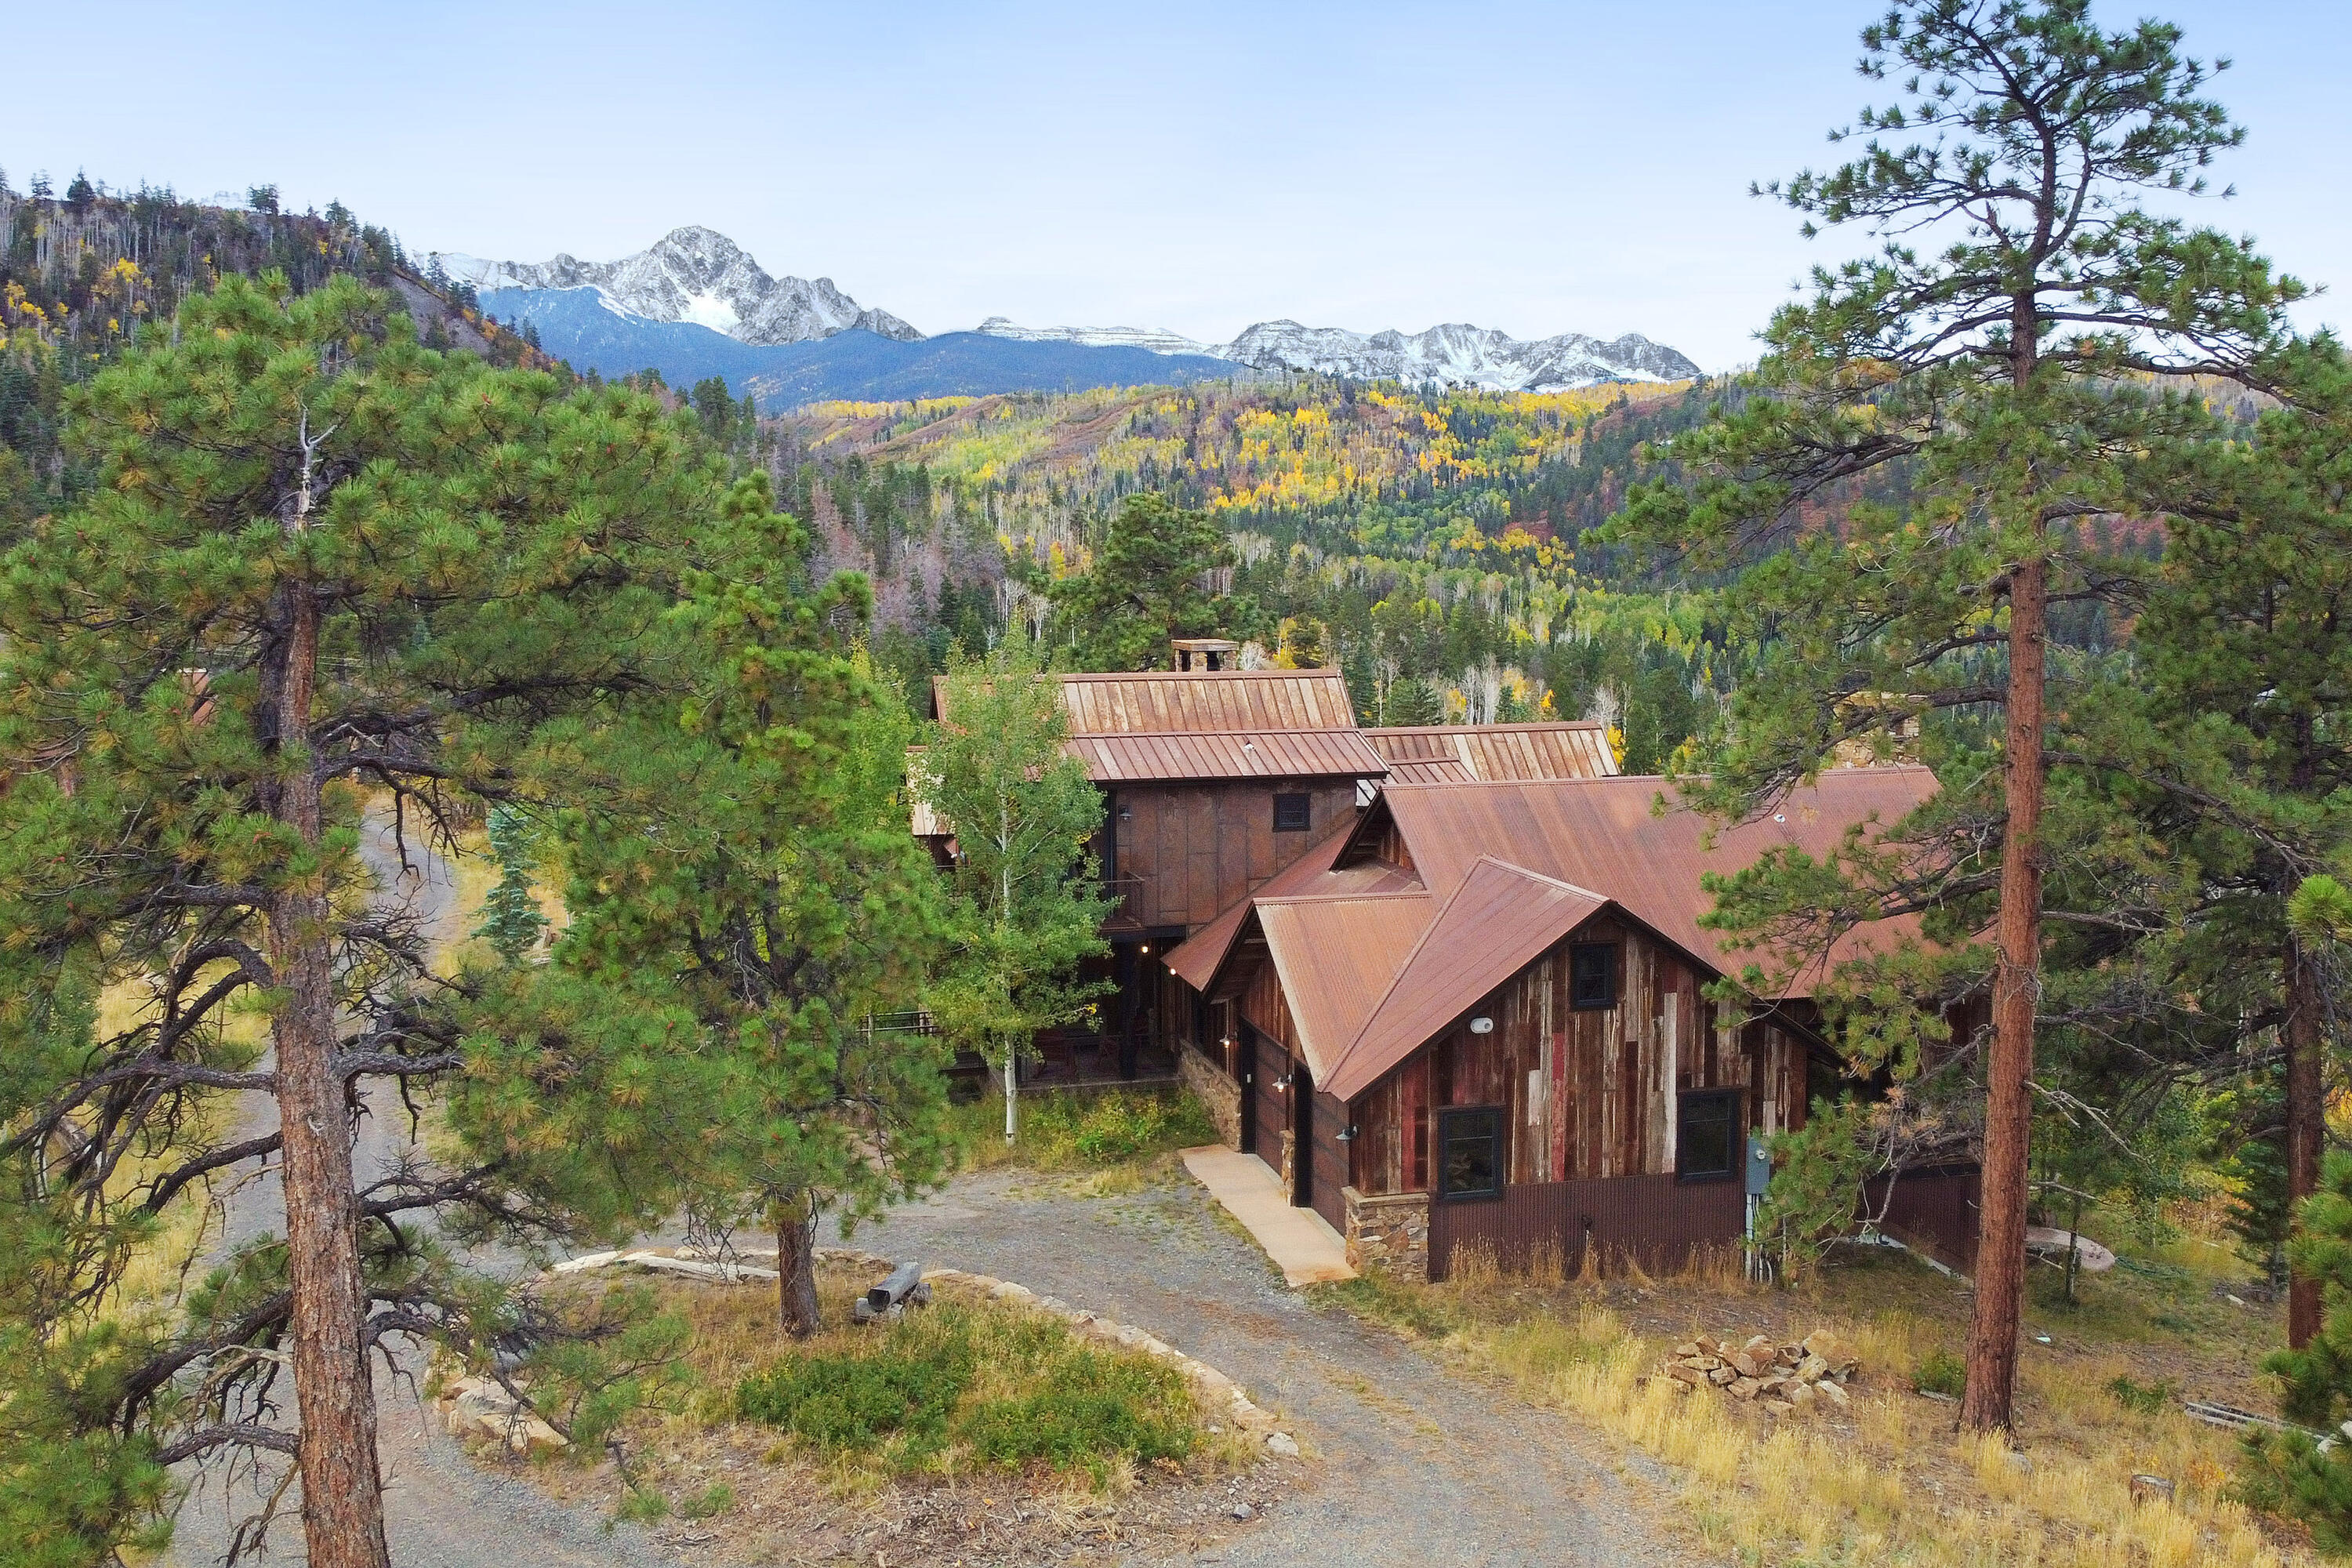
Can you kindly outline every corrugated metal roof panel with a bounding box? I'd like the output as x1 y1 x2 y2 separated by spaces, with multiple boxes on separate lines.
1256 892 1435 1082
1385 757 1475 785
1065 728 1388 782
1379 768 1937 999
1323 859 1608 1102
1362 723 1619 780
1051 669 1359 735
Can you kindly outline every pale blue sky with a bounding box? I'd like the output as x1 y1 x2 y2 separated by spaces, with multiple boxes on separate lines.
5 2 2343 368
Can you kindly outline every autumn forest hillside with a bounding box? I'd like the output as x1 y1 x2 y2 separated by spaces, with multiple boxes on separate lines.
771 377 1781 771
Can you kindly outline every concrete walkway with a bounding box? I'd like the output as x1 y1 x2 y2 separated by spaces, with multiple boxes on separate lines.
1181 1145 1356 1286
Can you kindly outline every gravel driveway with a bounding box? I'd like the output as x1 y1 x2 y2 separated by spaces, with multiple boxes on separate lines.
844 1167 1701 1568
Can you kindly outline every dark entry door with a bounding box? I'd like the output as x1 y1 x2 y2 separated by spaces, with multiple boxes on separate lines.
1237 1031 1257 1154
1293 1062 1314 1209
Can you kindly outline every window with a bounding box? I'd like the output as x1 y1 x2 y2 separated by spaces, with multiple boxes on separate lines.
1569 942 1617 1009
1272 793 1312 833
1677 1091 1740 1182
1436 1106 1504 1201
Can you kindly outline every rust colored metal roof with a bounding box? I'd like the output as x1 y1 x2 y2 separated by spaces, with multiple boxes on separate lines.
1161 821 1359 989
1377 768 1938 999
932 668 1377 784
1053 668 1359 735
1362 722 1618 781
1065 728 1388 782
1323 859 1608 1102
1254 892 1436 1082
1383 756 1475 785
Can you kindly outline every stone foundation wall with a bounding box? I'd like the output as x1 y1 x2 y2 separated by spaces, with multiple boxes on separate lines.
1178 1043 1242 1149
1345 1186 1432 1280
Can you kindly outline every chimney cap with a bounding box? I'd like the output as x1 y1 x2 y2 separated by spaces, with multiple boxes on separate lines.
1172 637 1240 672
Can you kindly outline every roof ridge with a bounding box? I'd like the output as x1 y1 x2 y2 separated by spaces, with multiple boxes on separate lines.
1319 856 1534 1092
1253 887 1432 907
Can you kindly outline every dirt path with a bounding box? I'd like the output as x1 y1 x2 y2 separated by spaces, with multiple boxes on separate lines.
840 1169 1705 1568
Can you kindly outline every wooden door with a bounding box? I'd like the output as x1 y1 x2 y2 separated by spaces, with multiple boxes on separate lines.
1293 1062 1314 1209
1238 1031 1258 1154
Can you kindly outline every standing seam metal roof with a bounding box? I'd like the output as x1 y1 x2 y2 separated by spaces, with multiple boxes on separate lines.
1361 722 1618 781
1320 858 1609 1102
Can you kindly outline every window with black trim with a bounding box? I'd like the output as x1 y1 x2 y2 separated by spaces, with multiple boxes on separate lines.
1272 793 1312 833
1436 1106 1504 1201
1569 942 1617 1009
1677 1090 1740 1181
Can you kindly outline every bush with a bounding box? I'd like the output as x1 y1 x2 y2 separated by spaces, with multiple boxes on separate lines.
957 1347 1196 1475
1913 1348 1965 1398
951 1088 1217 1171
735 1311 977 1464
2106 1374 2176 1414
735 1300 1200 1477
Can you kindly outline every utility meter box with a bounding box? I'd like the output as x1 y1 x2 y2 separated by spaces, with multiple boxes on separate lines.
1745 1134 1773 1197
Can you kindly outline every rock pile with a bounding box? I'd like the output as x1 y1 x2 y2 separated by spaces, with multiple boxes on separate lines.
437 1374 568 1455
1656 1330 1860 1415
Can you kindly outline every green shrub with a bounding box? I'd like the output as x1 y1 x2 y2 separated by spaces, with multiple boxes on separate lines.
615 1487 669 1523
956 1345 1196 1474
949 1088 1217 1171
2106 1374 2176 1414
1913 1348 1966 1397
733 1300 1200 1478
735 1312 976 1463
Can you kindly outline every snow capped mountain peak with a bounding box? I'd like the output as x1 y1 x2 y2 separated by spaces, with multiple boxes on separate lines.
1218 318 1699 390
971 314 1701 388
426 229 920 347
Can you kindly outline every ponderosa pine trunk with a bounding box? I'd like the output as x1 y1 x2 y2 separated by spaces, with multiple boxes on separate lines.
777 1190 821 1337
263 573 391 1568
2287 937 2325 1348
1962 289 2048 1436
1962 546 2045 1434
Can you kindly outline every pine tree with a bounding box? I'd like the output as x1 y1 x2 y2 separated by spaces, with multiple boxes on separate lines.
548 470 953 1335
2138 334 2352 1348
1046 493 1233 670
472 805 547 964
1606 0 2299 1432
0 274 739 1565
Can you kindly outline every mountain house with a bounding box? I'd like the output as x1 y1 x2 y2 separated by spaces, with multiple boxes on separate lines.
925 648 1973 1281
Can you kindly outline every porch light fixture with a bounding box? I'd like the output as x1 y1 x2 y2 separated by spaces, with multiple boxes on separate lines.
1337 1124 1357 1142
1468 1016 1494 1034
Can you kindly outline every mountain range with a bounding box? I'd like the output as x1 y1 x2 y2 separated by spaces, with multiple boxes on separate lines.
441 227 1701 407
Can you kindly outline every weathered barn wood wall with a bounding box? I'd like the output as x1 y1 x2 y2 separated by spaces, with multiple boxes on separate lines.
1349 918 1813 1196
1428 1173 1745 1279
1109 779 1360 931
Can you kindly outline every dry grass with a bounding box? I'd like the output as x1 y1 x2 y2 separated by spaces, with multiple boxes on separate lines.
498 1261 1297 1563
1324 1238 2319 1567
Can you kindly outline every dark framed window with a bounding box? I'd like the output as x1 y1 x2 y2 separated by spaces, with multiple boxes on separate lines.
1677 1090 1740 1182
1569 942 1617 1009
1436 1105 1504 1202
1272 793 1312 833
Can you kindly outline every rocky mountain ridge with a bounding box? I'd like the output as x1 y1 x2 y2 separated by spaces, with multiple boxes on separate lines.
975 315 1699 391
433 226 920 347
443 226 1701 394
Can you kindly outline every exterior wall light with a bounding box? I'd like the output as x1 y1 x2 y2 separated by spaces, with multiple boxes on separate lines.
1469 1016 1495 1034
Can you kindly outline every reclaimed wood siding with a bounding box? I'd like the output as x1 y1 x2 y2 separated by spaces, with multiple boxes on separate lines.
1310 1088 1350 1232
1112 780 1359 931
1350 920 1794 1196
